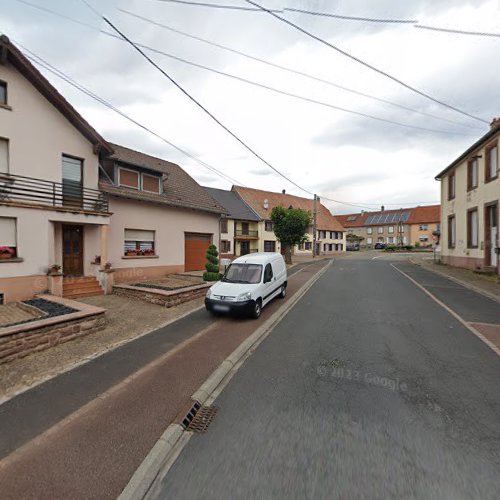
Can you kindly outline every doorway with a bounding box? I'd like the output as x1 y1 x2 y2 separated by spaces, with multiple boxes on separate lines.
63 225 84 276
240 241 250 256
485 203 498 269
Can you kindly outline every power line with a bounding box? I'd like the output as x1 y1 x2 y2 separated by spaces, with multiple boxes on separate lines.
120 9 483 132
245 0 489 125
415 24 500 38
284 7 417 24
17 44 245 187
153 0 282 12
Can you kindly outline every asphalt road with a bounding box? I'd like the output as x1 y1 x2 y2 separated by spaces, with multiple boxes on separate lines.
151 258 500 499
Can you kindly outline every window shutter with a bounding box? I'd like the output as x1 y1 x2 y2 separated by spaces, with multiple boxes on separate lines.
124 229 155 241
0 218 16 246
0 138 8 173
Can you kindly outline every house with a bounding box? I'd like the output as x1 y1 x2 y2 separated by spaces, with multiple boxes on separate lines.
336 205 441 248
0 35 225 303
203 187 261 258
436 118 499 274
232 186 346 255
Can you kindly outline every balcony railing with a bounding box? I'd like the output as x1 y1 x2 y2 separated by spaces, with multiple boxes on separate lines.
0 173 109 213
235 229 258 237
240 248 258 256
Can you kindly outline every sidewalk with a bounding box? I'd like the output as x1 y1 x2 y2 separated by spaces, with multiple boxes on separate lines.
0 259 329 499
410 254 500 303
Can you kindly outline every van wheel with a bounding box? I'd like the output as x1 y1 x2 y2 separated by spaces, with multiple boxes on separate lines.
251 300 262 319
279 285 287 299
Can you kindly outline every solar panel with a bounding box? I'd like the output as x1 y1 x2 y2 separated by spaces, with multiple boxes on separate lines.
364 211 410 225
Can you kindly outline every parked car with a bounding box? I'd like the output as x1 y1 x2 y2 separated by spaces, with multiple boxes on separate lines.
205 253 287 319
374 242 386 249
346 243 360 251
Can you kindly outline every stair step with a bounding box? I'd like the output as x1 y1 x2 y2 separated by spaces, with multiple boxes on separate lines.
64 290 104 299
63 276 98 284
63 281 101 291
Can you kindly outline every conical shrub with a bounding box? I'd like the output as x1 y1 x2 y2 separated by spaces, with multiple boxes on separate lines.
203 244 220 281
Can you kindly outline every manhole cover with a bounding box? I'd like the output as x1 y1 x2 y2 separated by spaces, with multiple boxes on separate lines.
183 404 218 433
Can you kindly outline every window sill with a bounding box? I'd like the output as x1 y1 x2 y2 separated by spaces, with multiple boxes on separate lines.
0 257 23 263
485 177 498 184
122 255 159 259
0 103 12 111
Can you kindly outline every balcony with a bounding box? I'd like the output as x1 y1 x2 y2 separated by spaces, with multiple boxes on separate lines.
0 173 109 213
234 228 259 239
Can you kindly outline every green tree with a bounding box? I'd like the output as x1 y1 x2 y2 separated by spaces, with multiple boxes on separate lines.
203 244 220 281
271 206 312 264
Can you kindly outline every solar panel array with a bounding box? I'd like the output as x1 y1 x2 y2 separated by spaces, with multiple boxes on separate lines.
365 212 410 225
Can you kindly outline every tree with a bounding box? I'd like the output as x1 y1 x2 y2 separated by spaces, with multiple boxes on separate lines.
203 244 220 281
271 206 311 264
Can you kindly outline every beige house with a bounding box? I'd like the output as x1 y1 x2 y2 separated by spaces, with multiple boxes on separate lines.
0 36 224 303
232 186 346 255
436 118 499 274
337 205 440 248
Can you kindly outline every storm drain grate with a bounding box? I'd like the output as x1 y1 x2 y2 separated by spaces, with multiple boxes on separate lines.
182 402 218 433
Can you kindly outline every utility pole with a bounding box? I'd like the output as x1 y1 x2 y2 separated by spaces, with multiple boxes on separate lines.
313 194 317 257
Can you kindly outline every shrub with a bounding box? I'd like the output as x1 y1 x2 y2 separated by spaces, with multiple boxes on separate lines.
404 245 414 251
415 242 421 248
203 244 220 281
384 245 396 252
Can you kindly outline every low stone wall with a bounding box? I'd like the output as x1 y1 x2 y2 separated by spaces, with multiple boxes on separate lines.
0 295 106 364
113 283 210 307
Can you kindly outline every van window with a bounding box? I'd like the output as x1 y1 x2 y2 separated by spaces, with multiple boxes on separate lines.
264 263 273 282
223 263 262 284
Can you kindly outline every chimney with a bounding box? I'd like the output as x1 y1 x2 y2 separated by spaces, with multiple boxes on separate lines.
381 205 385 212
490 117 500 131
282 189 286 194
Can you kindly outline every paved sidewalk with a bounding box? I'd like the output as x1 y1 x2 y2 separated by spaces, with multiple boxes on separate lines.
0 259 328 499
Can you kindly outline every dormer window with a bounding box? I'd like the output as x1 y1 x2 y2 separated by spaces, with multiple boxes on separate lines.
119 167 140 190
117 166 161 193
142 173 161 193
0 81 7 106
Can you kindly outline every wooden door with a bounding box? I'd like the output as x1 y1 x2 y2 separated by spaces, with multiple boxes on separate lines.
63 225 84 276
184 233 211 272
240 241 250 256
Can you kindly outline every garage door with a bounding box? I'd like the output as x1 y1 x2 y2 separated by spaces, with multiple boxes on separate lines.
184 233 212 272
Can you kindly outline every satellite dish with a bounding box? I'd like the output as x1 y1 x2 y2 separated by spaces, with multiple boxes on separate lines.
263 199 269 209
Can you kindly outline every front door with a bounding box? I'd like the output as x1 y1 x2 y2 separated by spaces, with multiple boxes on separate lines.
63 225 84 276
240 241 250 256
486 204 498 268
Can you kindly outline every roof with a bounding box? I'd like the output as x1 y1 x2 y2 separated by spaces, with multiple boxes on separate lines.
204 187 260 221
100 143 226 215
0 35 113 154
336 205 441 228
435 122 500 179
233 186 345 231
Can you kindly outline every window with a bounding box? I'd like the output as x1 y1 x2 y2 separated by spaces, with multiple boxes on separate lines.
367 237 372 244
62 155 83 207
264 240 276 252
467 158 478 190
467 208 479 248
419 224 429 231
346 215 357 222
367 227 372 235
419 235 429 242
399 225 405 233
119 167 140 189
305 242 312 250
0 81 6 105
220 240 231 253
388 226 394 234
224 263 262 284
448 215 456 249
124 229 155 256
485 143 498 182
377 237 384 243
0 138 8 173
142 173 161 193
0 217 17 258
388 237 394 244
323 243 328 251
241 222 249 235
377 227 383 234
220 219 228 233
265 220 273 232
264 263 273 282
448 171 456 200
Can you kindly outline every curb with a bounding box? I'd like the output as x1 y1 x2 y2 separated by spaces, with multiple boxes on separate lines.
409 258 500 305
120 259 333 500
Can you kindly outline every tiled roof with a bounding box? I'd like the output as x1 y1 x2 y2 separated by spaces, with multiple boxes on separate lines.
100 143 226 215
336 205 441 228
204 187 260 221
233 186 345 231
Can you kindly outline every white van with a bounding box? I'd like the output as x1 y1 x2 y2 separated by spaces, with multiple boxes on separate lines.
205 252 287 319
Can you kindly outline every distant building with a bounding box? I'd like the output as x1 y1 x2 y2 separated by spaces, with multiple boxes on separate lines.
436 118 499 274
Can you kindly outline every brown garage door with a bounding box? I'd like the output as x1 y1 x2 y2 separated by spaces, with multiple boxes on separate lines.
184 233 212 272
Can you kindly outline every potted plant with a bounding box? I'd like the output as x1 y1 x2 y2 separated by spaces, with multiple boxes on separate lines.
0 246 15 260
94 255 101 264
143 248 155 256
104 262 112 270
48 263 62 274
126 249 137 256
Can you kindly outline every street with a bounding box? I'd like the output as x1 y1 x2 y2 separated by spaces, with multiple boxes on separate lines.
151 256 500 499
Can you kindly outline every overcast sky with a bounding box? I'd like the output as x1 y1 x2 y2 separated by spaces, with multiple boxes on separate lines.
2 0 499 213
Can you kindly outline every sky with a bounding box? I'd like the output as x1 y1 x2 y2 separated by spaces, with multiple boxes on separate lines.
1 0 499 214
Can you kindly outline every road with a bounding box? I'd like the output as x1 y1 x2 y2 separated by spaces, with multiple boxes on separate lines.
151 256 500 499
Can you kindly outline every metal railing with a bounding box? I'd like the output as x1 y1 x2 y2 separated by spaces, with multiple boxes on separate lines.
240 248 259 256
0 173 109 213
235 228 258 237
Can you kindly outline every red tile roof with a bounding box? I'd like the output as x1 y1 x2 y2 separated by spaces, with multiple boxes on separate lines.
407 205 441 224
233 186 345 231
